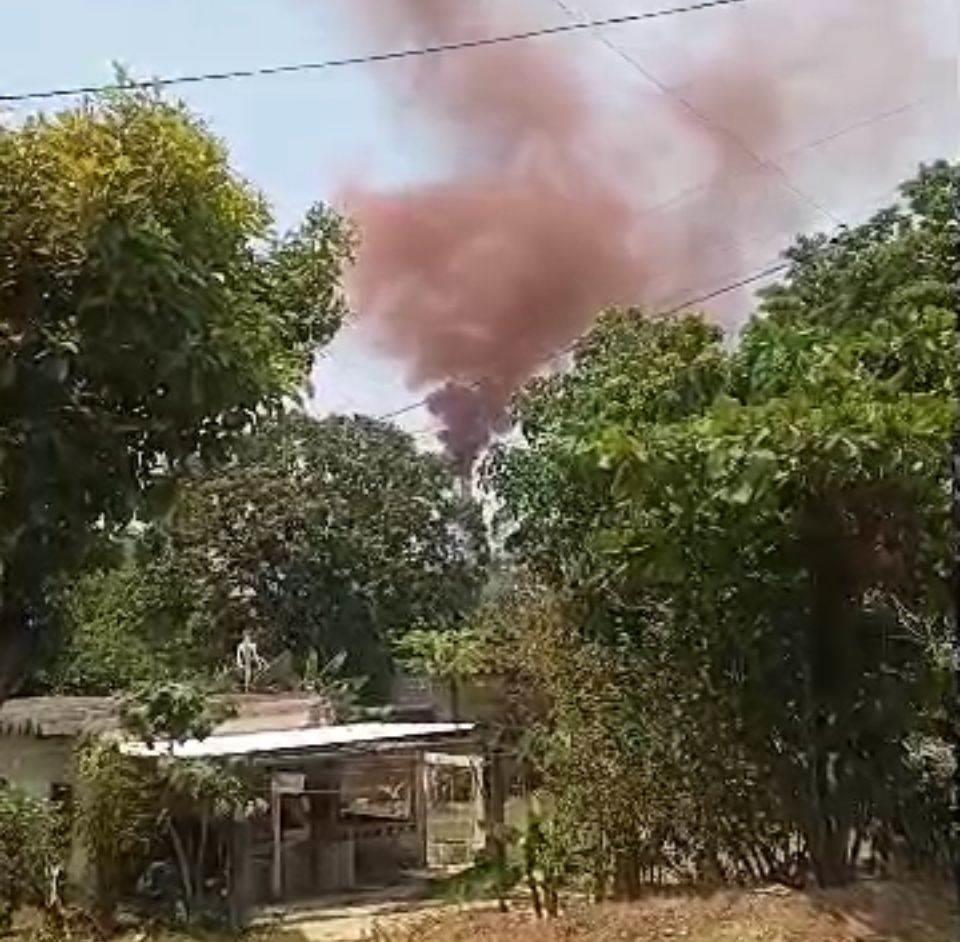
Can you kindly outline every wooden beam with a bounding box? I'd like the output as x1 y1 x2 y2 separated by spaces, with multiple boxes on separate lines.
227 818 253 930
413 752 429 868
270 786 282 901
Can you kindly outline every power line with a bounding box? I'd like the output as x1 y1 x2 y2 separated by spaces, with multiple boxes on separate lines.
551 0 840 227
627 93 940 224
376 149 917 427
378 255 789 425
661 258 787 315
400 176 909 435
0 0 747 104
400 259 789 437
379 394 445 424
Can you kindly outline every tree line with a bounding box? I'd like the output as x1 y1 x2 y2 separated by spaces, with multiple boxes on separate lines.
472 159 957 894
1 88 488 703
1 88 955 907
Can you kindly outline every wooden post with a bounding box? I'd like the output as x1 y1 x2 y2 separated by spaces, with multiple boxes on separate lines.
483 745 508 911
228 818 253 930
412 752 429 868
270 786 282 901
483 750 506 856
472 756 485 852
308 779 322 893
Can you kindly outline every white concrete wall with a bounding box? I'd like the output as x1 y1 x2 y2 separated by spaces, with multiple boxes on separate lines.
0 734 74 798
0 734 91 889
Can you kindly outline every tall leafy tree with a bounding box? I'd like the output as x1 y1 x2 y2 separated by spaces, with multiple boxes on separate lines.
0 90 354 696
167 413 489 690
35 537 212 695
489 161 957 886
485 310 728 579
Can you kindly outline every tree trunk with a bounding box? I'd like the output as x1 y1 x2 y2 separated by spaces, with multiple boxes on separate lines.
194 809 210 903
0 607 36 702
800 504 856 890
450 678 461 723
592 841 609 903
810 826 853 887
613 849 641 901
168 820 195 916
544 882 560 918
524 867 543 919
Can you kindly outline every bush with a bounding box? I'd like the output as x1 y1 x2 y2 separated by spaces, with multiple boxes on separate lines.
75 739 164 919
0 785 66 929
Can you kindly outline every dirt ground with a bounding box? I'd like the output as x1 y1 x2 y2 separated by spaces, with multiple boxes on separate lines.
280 881 957 942
9 880 955 942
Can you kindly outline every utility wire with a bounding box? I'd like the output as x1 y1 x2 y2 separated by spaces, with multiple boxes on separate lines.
551 0 840 226
398 177 900 435
377 158 916 427
0 0 747 104
378 255 788 425
626 93 940 224
394 174 909 438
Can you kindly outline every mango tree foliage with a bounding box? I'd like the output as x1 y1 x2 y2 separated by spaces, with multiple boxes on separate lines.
36 538 211 694
0 91 354 696
485 311 728 579
170 413 489 690
488 161 957 887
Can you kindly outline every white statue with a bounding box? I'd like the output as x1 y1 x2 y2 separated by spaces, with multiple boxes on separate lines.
235 630 266 692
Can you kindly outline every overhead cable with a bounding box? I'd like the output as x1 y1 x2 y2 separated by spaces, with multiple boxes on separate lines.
0 0 747 104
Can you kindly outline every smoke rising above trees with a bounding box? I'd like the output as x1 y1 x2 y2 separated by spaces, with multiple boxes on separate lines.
341 0 932 467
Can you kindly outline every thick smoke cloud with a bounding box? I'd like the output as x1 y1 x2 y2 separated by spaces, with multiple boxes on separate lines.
341 0 922 469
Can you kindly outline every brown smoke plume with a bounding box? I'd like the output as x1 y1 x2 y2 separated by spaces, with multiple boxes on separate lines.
341 0 926 470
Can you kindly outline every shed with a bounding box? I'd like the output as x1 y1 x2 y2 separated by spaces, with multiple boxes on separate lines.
0 695 486 925
120 720 478 921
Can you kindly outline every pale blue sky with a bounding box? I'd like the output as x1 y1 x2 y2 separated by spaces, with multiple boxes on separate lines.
1 0 441 224
2 0 957 435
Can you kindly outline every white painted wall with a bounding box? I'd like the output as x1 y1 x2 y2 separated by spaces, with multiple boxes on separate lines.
0 734 75 798
0 734 92 888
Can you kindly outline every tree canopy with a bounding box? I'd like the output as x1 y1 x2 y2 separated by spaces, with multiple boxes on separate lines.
41 413 489 695
170 413 488 690
36 536 210 695
0 90 354 696
485 160 957 888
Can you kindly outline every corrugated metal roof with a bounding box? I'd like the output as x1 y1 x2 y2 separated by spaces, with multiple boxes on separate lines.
120 721 475 759
0 694 335 739
0 697 118 738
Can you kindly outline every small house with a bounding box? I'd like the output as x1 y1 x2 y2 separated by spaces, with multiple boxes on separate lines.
0 695 485 925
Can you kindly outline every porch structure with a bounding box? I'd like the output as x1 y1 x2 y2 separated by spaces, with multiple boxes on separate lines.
123 721 480 924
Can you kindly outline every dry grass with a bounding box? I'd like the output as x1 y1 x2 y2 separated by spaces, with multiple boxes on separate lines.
8 882 954 942
367 881 958 942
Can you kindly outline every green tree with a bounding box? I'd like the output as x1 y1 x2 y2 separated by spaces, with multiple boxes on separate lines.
170 413 489 691
119 680 233 750
0 786 67 930
37 535 212 694
0 89 353 698
118 684 246 920
485 310 727 579
394 627 486 721
79 682 250 924
76 739 163 920
488 161 957 888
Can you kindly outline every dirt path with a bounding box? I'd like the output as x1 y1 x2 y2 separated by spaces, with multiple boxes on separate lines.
256 881 491 942
276 899 452 941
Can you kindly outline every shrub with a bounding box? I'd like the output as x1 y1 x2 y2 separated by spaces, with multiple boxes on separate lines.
0 785 66 929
